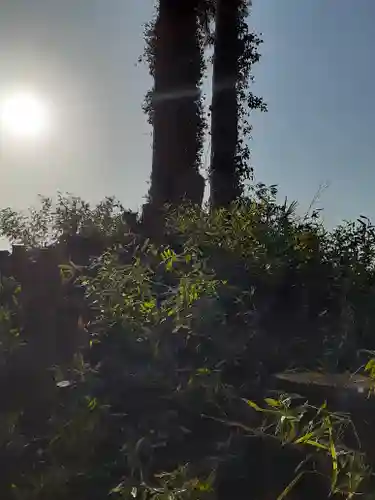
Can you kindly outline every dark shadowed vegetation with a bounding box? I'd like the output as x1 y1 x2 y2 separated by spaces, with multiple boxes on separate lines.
0 190 375 499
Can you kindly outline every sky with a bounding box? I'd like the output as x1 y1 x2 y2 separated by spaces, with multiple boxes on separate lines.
0 0 374 230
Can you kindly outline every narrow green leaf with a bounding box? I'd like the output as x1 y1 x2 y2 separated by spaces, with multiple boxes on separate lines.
294 432 315 444
304 440 329 451
265 397 281 408
277 471 304 500
244 399 264 412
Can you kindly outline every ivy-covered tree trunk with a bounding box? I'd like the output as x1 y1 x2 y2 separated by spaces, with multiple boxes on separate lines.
210 0 241 208
144 0 206 217
210 0 266 209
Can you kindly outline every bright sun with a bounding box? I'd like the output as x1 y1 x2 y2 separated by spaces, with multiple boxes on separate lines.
0 91 50 140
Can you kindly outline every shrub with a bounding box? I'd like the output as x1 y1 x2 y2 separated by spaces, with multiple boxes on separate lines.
0 186 374 498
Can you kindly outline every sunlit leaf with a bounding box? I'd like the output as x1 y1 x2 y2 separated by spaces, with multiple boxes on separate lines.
265 398 281 408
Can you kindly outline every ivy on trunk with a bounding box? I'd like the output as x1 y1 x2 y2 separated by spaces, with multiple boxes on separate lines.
143 0 206 213
210 0 266 208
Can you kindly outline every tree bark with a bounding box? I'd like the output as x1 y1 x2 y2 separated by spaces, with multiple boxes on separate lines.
147 0 205 211
210 0 242 208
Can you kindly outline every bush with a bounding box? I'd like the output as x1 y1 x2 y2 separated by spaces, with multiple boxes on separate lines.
0 187 374 499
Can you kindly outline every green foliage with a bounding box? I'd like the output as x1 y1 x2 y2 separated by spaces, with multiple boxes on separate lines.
166 185 375 374
0 187 375 498
233 0 268 186
0 193 126 247
244 396 369 499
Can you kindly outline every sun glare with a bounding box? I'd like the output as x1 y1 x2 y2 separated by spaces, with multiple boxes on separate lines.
0 91 50 140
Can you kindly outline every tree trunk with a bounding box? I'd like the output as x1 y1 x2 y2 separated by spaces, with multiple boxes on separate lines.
146 0 205 213
210 0 242 208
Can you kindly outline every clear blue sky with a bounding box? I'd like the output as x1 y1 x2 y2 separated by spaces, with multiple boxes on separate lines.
250 0 375 226
0 0 374 228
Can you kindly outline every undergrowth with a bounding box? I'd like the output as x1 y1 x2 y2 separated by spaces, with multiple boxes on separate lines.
0 185 375 498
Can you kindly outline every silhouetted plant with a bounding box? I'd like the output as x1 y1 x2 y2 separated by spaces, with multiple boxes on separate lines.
0 189 375 498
